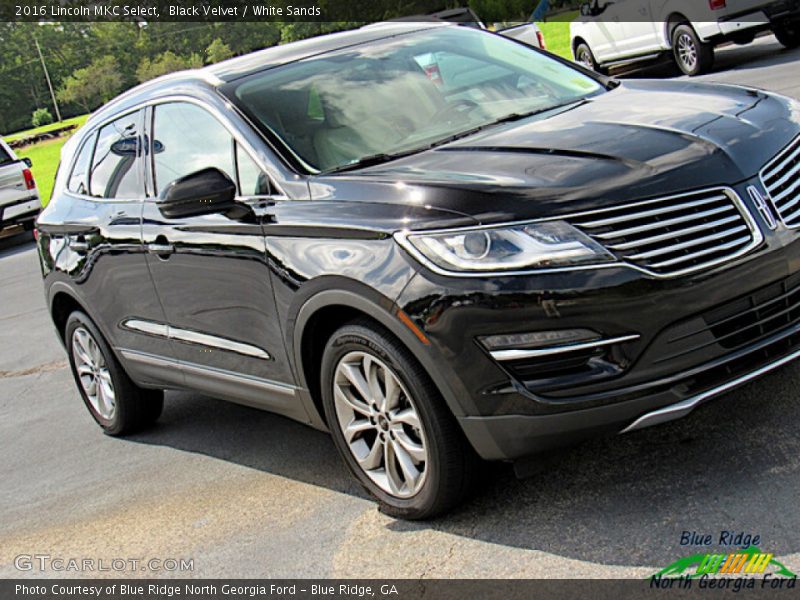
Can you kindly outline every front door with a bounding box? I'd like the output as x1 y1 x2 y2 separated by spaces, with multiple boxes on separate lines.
141 100 300 414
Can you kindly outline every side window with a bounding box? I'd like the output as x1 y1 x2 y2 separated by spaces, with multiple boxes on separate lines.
67 133 96 195
90 112 142 199
152 103 236 195
236 142 270 196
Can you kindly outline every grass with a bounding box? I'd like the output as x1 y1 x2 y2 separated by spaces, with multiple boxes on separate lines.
15 138 66 206
3 114 89 144
537 11 578 61
1 114 89 206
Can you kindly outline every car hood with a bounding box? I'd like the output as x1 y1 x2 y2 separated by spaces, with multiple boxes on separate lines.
310 80 800 225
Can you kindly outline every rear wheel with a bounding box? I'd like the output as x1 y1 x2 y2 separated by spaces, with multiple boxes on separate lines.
774 22 800 49
320 319 478 519
672 24 714 76
65 311 163 436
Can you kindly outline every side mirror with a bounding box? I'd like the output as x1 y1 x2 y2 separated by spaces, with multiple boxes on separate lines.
22 157 32 168
158 167 237 219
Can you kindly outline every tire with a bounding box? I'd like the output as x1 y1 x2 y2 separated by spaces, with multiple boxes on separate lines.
774 22 800 49
65 311 163 436
672 23 714 76
575 42 603 73
320 318 479 519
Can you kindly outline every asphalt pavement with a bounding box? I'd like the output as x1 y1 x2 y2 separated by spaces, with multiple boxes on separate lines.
2 36 800 579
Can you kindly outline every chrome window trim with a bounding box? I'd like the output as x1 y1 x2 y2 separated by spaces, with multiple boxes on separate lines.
488 334 641 362
394 187 764 279
58 94 288 203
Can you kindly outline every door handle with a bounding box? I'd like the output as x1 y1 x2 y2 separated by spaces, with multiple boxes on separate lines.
68 237 89 252
147 236 174 258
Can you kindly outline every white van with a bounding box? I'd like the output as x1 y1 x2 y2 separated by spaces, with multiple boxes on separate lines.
570 0 800 75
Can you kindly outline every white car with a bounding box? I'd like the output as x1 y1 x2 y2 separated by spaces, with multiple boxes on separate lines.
0 138 39 233
571 0 800 75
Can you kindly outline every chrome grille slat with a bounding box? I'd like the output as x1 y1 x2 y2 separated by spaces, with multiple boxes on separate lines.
761 134 800 228
762 136 800 181
569 188 759 277
606 215 741 251
587 205 734 240
647 236 752 268
576 196 726 227
771 177 800 206
626 226 748 260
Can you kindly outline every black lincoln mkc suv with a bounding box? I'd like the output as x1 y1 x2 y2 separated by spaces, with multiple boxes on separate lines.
36 22 800 518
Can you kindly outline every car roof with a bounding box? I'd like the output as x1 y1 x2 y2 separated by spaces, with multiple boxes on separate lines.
84 21 449 130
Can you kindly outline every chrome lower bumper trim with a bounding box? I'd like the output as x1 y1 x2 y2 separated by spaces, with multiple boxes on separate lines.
620 345 800 434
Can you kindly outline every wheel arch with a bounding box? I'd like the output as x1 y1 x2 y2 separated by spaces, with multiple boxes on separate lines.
665 12 690 47
572 36 589 57
291 285 469 430
49 284 92 344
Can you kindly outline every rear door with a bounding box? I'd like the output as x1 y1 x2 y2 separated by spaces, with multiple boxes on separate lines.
46 110 177 379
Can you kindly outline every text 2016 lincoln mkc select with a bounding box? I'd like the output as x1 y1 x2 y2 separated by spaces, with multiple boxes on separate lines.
37 22 800 518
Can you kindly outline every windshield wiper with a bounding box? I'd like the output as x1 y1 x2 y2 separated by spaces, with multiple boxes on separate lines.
323 98 591 175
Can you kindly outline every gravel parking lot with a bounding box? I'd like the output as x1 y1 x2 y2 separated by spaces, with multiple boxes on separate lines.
2 36 800 579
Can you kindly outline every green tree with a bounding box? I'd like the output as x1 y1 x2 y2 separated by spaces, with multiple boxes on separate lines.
56 56 124 114
136 51 203 83
206 38 234 64
31 108 54 128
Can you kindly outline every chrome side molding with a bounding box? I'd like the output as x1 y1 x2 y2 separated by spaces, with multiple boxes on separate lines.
620 346 800 434
489 334 640 362
122 318 271 360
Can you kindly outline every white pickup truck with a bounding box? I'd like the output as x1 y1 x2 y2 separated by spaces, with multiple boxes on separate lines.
0 138 40 233
571 0 800 75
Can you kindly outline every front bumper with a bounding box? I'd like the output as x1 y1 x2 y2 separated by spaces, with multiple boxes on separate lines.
396 180 800 461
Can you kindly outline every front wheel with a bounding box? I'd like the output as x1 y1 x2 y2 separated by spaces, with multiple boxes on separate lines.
774 22 800 49
66 311 163 436
672 24 714 76
321 319 478 519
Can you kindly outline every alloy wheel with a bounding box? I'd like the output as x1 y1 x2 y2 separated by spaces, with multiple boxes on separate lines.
677 33 697 72
332 351 428 498
71 326 116 420
578 48 593 70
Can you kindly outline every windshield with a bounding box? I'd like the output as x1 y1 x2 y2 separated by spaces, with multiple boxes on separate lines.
226 27 605 173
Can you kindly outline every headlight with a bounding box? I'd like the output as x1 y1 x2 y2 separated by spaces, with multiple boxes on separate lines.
396 221 615 273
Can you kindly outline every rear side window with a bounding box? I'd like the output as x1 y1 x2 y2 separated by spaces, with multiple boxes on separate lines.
90 111 142 199
67 133 96 195
152 103 236 195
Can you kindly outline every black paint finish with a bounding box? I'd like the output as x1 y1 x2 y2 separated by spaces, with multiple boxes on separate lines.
36 23 800 462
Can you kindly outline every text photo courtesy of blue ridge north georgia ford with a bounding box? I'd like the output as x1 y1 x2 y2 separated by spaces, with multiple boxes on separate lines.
2 0 800 595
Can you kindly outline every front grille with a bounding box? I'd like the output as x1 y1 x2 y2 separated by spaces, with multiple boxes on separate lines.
761 134 800 228
570 188 760 277
658 271 800 364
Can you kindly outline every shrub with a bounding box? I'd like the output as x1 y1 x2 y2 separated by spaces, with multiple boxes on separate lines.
31 108 54 128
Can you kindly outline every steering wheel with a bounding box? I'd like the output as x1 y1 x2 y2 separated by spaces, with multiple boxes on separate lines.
428 99 480 126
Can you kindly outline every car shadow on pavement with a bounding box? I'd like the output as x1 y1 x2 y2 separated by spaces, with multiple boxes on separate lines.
129 359 800 567
0 230 35 258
